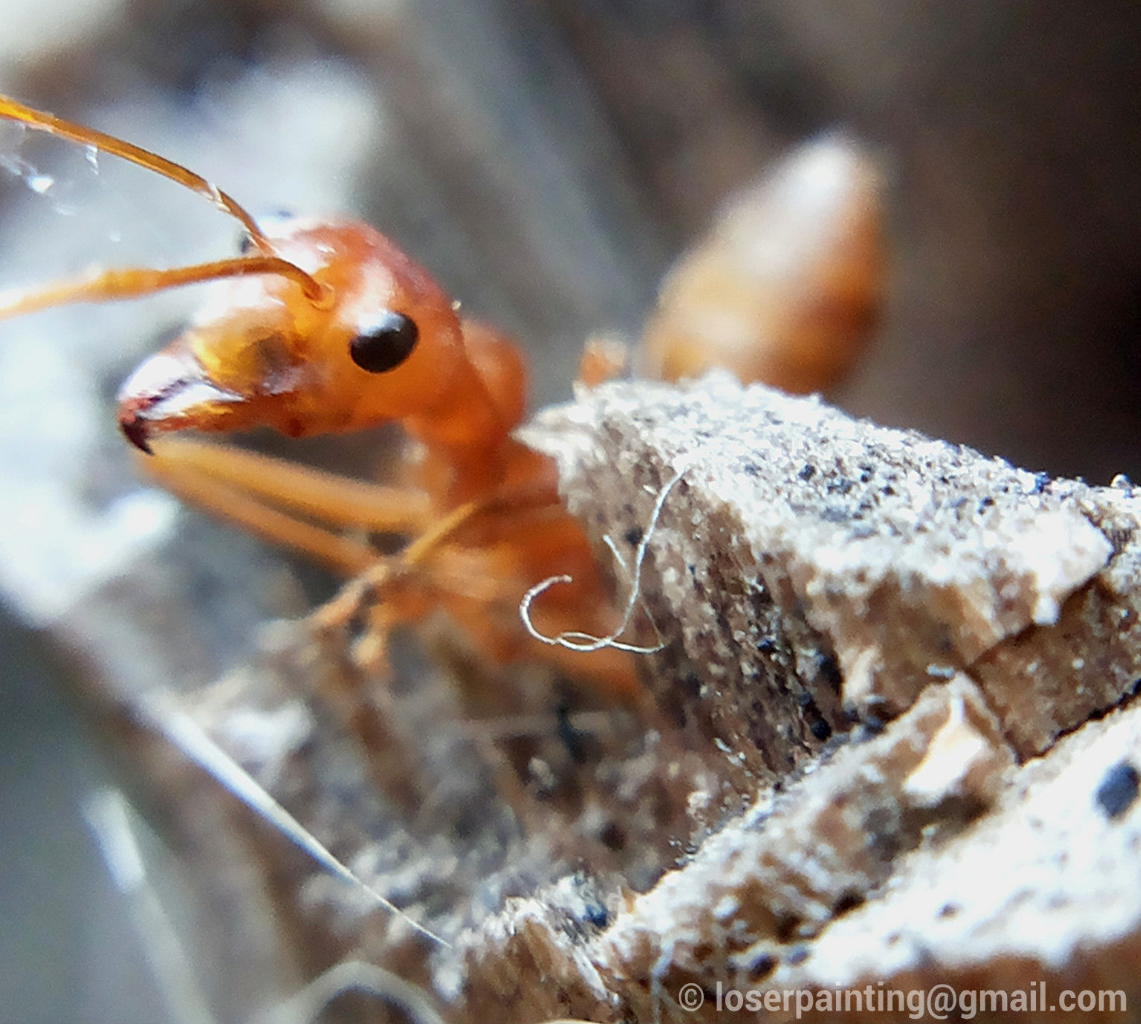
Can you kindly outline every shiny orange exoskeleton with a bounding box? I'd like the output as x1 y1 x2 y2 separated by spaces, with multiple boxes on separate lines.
0 95 882 697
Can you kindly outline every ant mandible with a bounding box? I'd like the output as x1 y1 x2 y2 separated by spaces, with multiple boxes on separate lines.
0 93 881 697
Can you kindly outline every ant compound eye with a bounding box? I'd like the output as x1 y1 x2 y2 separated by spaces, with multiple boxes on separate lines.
349 311 419 373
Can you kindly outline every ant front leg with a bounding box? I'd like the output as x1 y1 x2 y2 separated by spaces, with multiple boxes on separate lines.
140 438 492 670
141 437 434 578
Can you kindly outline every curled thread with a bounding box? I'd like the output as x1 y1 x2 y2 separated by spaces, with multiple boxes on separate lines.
520 459 696 655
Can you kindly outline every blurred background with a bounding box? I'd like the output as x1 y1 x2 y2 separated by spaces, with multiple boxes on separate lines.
2 1 1141 1020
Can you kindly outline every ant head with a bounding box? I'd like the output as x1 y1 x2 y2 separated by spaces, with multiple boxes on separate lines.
0 95 481 453
118 218 470 450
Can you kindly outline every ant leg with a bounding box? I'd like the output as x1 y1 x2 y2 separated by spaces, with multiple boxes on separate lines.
308 501 484 635
148 438 430 533
140 438 434 576
140 438 487 655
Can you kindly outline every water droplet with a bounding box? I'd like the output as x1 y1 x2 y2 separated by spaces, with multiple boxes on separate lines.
27 173 54 194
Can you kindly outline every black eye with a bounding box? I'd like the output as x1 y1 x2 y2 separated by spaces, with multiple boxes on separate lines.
349 311 419 373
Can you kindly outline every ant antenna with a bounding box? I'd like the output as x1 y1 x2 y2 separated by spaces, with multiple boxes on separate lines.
0 94 328 307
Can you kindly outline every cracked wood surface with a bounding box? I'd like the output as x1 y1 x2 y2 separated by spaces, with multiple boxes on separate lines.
453 374 1141 1021
526 373 1140 761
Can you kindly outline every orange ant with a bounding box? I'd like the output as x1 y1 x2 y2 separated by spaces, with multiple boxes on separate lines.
0 94 881 698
